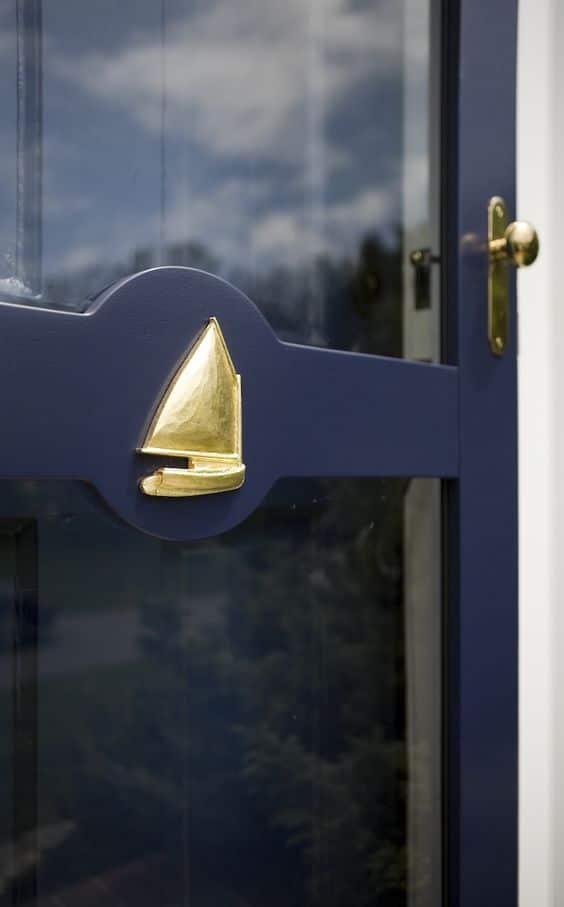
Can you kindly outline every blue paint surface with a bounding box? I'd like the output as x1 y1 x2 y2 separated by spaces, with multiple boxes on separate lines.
450 0 519 904
0 267 458 540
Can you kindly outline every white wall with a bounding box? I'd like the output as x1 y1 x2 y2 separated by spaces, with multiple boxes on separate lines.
518 0 560 903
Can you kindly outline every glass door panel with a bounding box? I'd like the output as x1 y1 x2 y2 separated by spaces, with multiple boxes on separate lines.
0 477 440 906
0 0 440 358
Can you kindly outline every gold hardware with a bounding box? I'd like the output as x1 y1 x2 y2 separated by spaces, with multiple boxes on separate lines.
487 197 539 356
139 318 245 497
489 219 539 268
488 197 508 355
409 248 440 310
409 248 440 268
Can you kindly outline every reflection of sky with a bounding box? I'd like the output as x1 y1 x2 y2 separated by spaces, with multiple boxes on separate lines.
0 0 430 344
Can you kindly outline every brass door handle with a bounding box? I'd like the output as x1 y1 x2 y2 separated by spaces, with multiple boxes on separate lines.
488 197 539 355
489 219 539 268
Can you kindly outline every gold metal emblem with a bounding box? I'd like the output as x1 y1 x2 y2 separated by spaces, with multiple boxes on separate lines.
139 318 245 497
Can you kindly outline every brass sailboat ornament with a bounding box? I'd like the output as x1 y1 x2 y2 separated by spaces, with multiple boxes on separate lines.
139 318 245 497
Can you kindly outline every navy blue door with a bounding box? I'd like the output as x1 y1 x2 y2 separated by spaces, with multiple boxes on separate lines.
0 0 517 905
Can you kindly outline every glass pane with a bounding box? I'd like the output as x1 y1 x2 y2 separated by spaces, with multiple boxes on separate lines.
0 477 441 906
0 0 440 359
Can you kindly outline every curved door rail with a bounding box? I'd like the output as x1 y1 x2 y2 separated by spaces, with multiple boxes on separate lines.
0 267 458 540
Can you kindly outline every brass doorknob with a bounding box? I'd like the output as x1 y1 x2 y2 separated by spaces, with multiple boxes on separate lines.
489 219 539 267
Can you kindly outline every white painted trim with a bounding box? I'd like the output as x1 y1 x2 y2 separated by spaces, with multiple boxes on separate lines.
518 0 557 903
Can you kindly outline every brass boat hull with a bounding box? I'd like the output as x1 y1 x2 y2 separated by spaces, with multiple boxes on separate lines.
140 463 246 497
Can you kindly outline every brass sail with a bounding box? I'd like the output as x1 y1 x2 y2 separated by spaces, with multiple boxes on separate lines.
139 318 245 497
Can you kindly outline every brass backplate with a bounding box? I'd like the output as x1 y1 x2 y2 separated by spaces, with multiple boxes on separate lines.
488 196 508 356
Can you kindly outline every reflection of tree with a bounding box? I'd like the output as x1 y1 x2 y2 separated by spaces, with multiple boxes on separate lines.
225 481 407 906
348 235 402 356
45 232 402 358
33 479 412 907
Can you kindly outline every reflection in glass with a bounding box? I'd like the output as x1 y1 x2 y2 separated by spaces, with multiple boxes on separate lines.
0 0 438 356
0 478 441 906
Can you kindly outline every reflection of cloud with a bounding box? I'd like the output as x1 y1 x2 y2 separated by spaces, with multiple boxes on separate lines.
251 188 395 265
18 0 431 323
54 0 403 160
44 0 410 285
56 178 267 277
53 177 397 282
59 244 101 273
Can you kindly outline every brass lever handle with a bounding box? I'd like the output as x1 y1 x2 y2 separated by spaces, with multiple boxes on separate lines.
488 197 539 356
489 219 539 268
